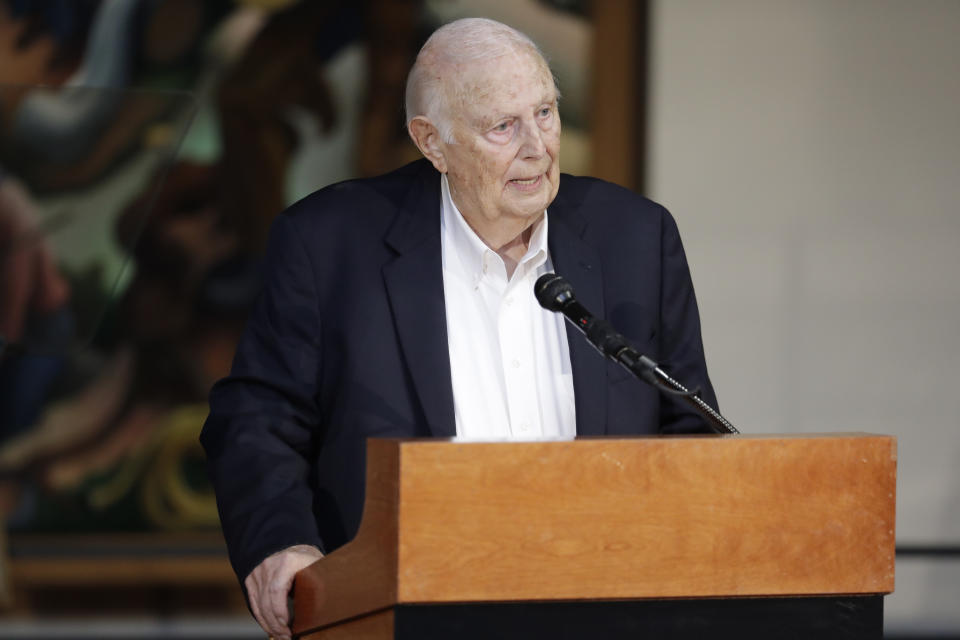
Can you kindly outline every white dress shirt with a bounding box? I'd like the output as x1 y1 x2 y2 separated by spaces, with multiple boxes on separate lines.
440 174 576 441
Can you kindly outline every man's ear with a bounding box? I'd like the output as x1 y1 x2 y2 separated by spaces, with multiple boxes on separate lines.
408 117 448 173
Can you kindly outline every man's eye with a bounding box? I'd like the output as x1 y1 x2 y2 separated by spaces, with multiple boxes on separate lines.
540 107 552 117
493 122 510 132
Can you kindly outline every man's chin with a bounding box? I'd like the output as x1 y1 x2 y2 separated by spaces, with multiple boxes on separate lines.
506 205 549 227
510 185 556 210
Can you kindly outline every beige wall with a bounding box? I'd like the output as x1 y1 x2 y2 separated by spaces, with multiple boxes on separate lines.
649 0 960 631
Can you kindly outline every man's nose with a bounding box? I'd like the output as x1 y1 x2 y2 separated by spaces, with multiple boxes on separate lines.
518 121 547 158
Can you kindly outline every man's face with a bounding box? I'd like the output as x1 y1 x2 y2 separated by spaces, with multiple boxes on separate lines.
440 50 561 243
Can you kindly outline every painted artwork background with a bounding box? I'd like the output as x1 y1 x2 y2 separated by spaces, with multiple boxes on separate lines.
0 0 591 535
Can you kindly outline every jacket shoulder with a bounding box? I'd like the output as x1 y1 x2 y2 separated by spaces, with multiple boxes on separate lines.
556 173 673 229
281 159 434 228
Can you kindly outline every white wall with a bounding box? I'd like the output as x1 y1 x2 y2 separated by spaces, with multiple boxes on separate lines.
648 1 960 632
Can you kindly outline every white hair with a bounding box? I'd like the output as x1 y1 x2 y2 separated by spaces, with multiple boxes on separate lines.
405 18 556 143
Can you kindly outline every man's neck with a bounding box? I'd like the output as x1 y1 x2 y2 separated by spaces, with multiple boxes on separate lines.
493 226 533 279
441 174 543 279
458 213 537 279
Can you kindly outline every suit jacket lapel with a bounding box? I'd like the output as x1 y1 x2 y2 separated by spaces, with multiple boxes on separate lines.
382 164 457 438
548 185 608 437
380 165 608 439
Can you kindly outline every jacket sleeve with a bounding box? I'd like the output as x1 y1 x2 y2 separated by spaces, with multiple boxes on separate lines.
200 212 325 583
655 207 720 434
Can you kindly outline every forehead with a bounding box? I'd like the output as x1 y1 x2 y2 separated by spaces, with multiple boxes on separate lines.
447 51 556 121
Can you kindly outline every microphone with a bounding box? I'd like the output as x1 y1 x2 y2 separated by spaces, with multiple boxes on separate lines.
534 273 659 383
534 273 739 434
534 273 602 339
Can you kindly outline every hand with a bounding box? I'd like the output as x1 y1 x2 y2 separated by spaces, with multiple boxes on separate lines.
245 544 324 640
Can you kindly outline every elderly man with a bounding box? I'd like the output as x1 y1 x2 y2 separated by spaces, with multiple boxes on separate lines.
202 17 717 640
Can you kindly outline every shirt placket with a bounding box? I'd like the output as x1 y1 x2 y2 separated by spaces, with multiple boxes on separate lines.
498 265 540 438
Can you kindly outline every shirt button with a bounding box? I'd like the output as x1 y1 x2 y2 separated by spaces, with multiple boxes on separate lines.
519 422 531 431
505 296 514 306
512 359 521 368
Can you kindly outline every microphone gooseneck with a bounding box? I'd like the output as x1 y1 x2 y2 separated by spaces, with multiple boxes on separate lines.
534 273 739 435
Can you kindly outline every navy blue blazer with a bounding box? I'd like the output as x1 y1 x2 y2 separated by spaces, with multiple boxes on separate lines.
201 159 717 583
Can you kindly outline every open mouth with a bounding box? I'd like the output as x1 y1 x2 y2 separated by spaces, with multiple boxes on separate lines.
509 175 542 189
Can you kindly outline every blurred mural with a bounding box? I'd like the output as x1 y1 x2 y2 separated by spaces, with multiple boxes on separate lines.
0 0 426 539
0 0 591 574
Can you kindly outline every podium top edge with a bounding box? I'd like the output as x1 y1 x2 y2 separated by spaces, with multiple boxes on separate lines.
372 432 895 445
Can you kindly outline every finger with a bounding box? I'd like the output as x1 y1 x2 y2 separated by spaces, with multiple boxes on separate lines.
260 588 282 638
266 578 293 636
244 574 269 635
259 570 291 639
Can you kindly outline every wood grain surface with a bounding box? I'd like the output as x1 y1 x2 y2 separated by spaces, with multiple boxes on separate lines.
293 439 399 635
293 434 896 636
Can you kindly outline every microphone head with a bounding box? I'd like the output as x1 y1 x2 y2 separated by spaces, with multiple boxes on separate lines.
534 273 575 312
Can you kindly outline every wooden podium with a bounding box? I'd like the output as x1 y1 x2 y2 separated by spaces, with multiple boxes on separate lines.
292 433 896 639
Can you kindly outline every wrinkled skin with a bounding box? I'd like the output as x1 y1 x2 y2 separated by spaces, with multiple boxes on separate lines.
408 48 561 265
245 544 324 640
